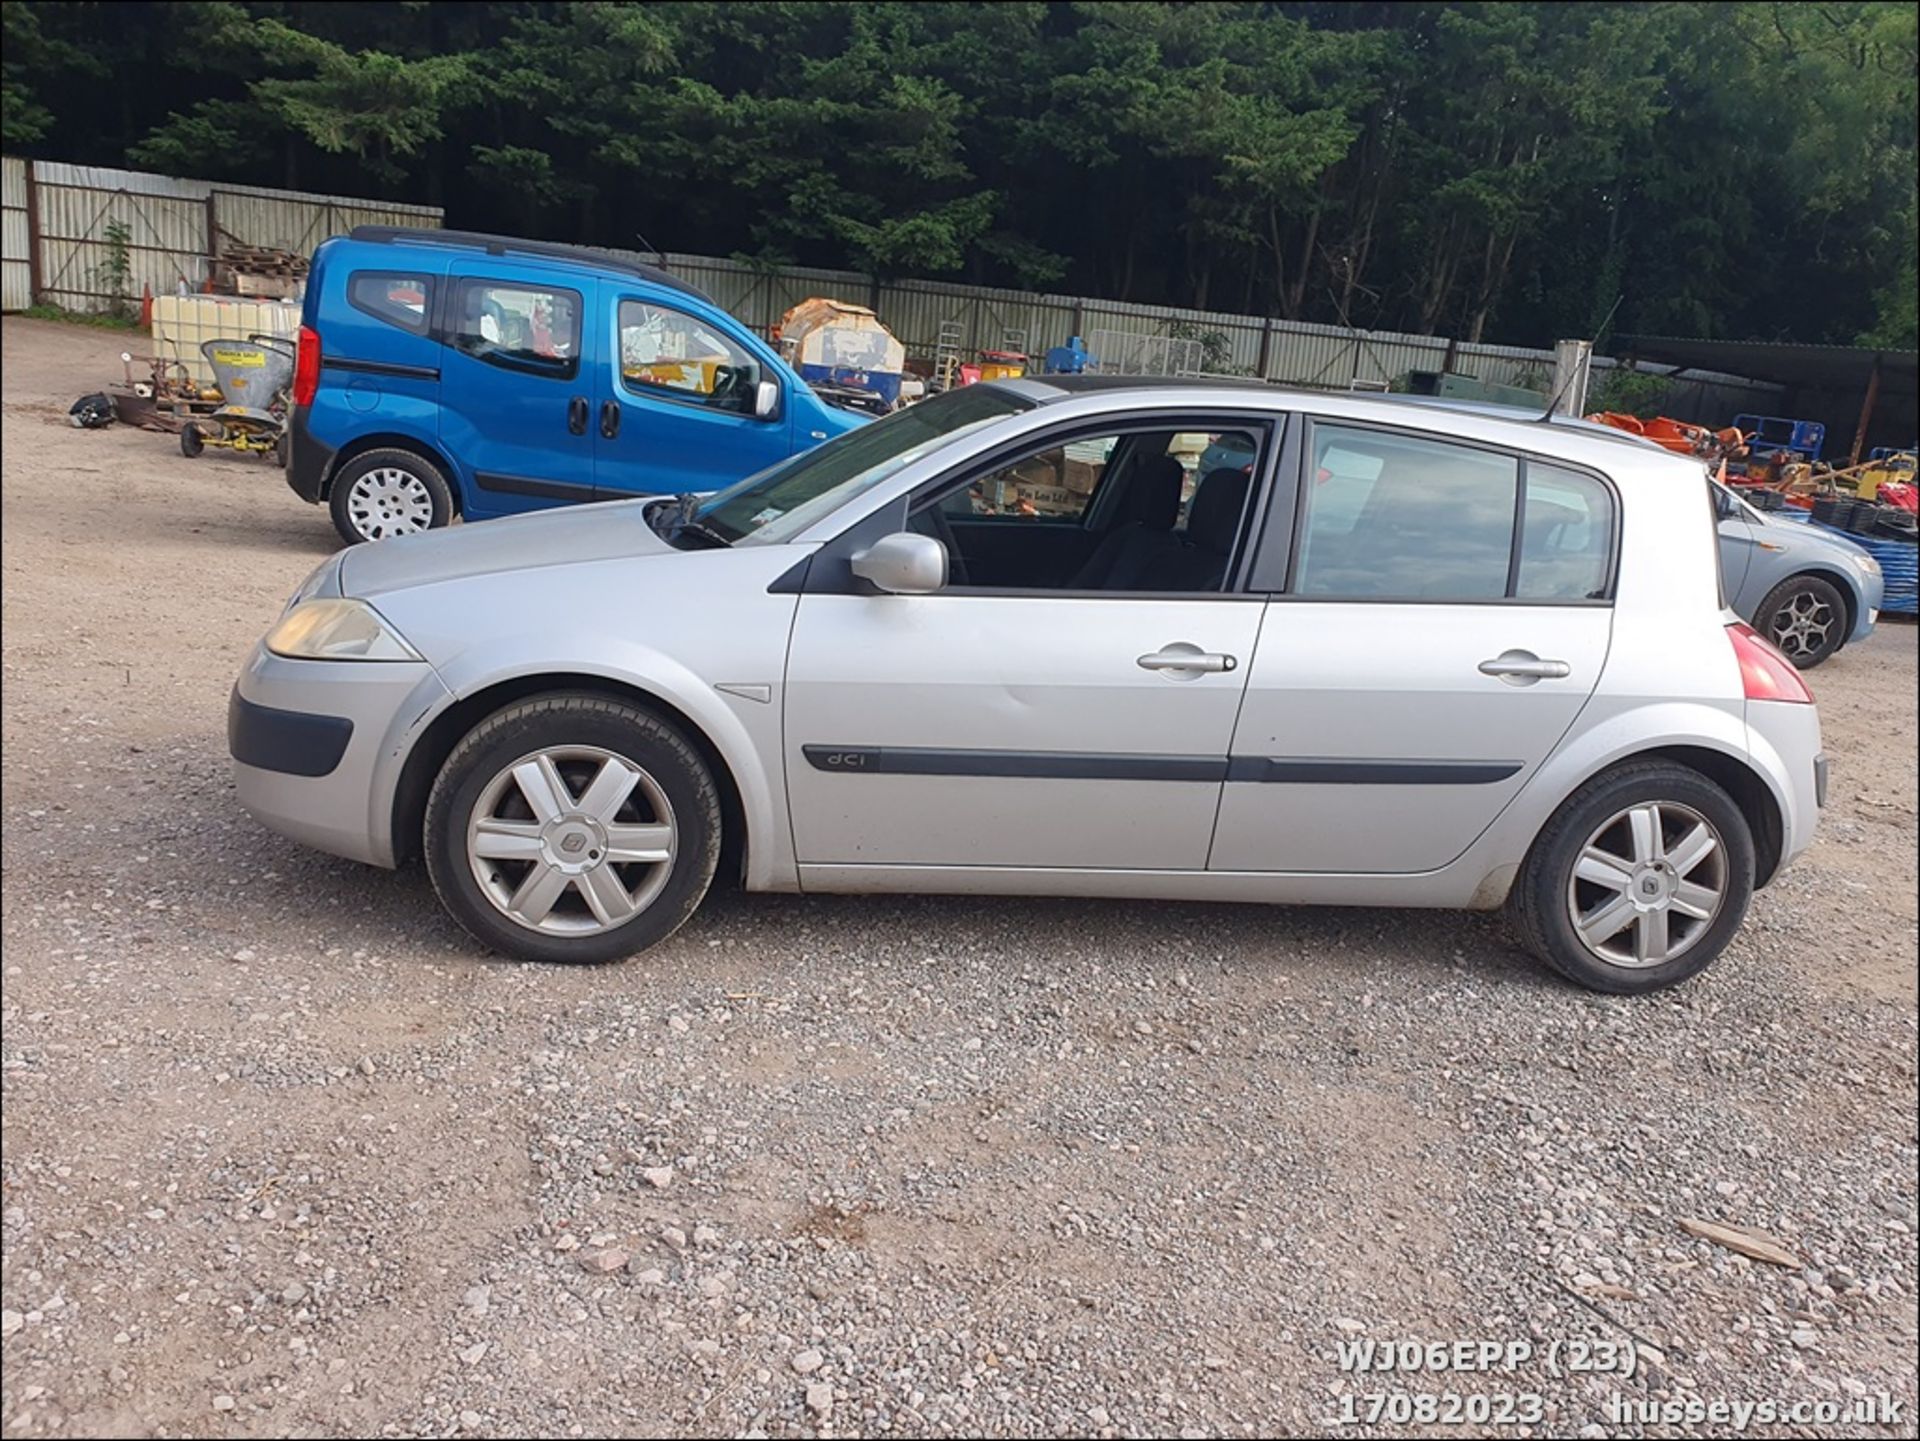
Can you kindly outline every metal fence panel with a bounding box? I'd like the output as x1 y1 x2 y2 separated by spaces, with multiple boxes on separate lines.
1 156 27 311
3 157 443 313
35 171 209 308
211 184 440 259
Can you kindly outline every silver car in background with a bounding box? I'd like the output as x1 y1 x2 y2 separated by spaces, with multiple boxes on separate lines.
1712 482 1882 668
231 379 1826 994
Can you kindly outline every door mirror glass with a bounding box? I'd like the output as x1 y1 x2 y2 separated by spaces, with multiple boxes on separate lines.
754 378 780 420
851 532 947 595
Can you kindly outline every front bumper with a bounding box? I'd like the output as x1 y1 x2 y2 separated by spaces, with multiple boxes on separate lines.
1849 566 1885 643
230 643 451 867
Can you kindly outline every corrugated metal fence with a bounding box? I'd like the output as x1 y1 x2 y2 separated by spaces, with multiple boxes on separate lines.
1 157 29 312
0 158 440 313
637 250 1780 421
2 157 1776 419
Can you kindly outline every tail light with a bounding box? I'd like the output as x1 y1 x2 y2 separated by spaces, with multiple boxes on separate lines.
291 324 321 406
1728 621 1813 703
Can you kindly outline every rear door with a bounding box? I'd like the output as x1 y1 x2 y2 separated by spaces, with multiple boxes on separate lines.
593 283 795 498
439 261 597 518
1211 421 1616 874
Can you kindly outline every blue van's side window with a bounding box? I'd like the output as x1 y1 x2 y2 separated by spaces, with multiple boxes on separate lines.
618 299 762 416
348 272 433 335
451 279 582 382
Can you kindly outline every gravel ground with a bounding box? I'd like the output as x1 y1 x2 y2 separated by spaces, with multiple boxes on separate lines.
2 315 1916 1440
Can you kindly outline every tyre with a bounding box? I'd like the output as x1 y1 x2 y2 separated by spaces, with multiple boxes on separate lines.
1508 761 1755 995
274 431 290 470
179 423 204 458
423 694 723 965
328 447 453 545
1755 573 1847 669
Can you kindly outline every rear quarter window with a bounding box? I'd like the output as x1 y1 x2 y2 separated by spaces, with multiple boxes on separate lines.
347 271 432 335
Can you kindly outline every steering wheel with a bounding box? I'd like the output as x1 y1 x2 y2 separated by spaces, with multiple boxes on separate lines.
916 503 971 587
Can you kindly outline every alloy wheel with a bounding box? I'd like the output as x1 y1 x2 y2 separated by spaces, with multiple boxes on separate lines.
1768 588 1835 661
466 745 677 936
347 468 434 540
1565 801 1727 968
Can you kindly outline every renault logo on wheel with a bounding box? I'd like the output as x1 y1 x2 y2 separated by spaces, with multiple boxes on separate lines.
559 833 587 854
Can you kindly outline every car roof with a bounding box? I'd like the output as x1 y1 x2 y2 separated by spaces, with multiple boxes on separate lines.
982 375 1690 471
346 226 712 302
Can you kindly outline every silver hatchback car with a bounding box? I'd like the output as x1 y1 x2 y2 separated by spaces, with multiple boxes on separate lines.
232 379 1826 994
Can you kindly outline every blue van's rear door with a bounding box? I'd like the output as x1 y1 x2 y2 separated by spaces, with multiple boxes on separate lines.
439 260 600 519
590 278 796 499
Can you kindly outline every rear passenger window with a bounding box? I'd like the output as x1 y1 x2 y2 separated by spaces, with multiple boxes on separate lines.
1292 424 1615 603
1295 426 1517 599
348 272 431 334
1517 464 1613 600
451 280 581 380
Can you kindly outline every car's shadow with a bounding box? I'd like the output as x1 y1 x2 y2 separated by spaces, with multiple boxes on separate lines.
247 824 1551 994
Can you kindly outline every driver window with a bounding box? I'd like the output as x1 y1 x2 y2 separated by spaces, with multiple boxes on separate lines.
619 300 759 413
916 425 1264 593
941 436 1115 521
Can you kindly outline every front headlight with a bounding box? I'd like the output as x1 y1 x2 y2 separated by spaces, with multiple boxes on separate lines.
1852 550 1881 575
266 599 421 661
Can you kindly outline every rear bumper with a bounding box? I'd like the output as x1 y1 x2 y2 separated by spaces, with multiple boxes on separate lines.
286 404 335 504
1745 699 1824 884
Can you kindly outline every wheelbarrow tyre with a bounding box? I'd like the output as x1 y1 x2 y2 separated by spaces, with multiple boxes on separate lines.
179 424 204 459
274 432 290 470
329 448 454 546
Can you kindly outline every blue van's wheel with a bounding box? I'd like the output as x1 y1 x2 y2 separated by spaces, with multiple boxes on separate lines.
330 448 453 545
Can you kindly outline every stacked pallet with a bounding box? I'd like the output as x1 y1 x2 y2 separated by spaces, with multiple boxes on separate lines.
215 233 310 298
218 238 310 278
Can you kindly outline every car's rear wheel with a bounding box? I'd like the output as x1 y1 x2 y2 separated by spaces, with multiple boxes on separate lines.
1508 761 1755 994
1755 573 1846 669
329 448 453 545
423 694 722 964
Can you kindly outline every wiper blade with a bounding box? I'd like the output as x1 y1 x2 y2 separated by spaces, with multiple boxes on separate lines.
670 517 734 549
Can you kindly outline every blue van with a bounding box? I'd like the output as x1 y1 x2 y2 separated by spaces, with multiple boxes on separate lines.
285 227 866 545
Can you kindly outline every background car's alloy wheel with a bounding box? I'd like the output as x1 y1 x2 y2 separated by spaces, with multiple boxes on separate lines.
1508 760 1755 994
1757 574 1846 669
424 694 721 964
329 447 454 545
466 745 678 936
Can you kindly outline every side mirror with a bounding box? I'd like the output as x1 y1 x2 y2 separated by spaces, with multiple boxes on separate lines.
754 378 781 420
851 532 947 595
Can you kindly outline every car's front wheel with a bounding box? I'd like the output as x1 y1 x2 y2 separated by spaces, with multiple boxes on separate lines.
329 448 453 545
1756 573 1847 669
423 694 723 964
1508 761 1755 994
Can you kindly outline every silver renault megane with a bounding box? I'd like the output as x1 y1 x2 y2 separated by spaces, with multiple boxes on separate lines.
231 378 1825 993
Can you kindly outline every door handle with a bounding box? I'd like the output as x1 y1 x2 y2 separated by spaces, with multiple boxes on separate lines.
1138 643 1237 676
1479 650 1571 684
600 399 621 439
567 396 588 435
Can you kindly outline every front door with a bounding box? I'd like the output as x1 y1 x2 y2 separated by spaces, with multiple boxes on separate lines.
783 419 1272 871
593 284 795 498
1212 423 1616 874
439 264 597 518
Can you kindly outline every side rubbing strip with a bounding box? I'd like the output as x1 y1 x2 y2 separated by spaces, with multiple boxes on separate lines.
1226 757 1523 785
802 747 1225 781
802 748 1522 785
